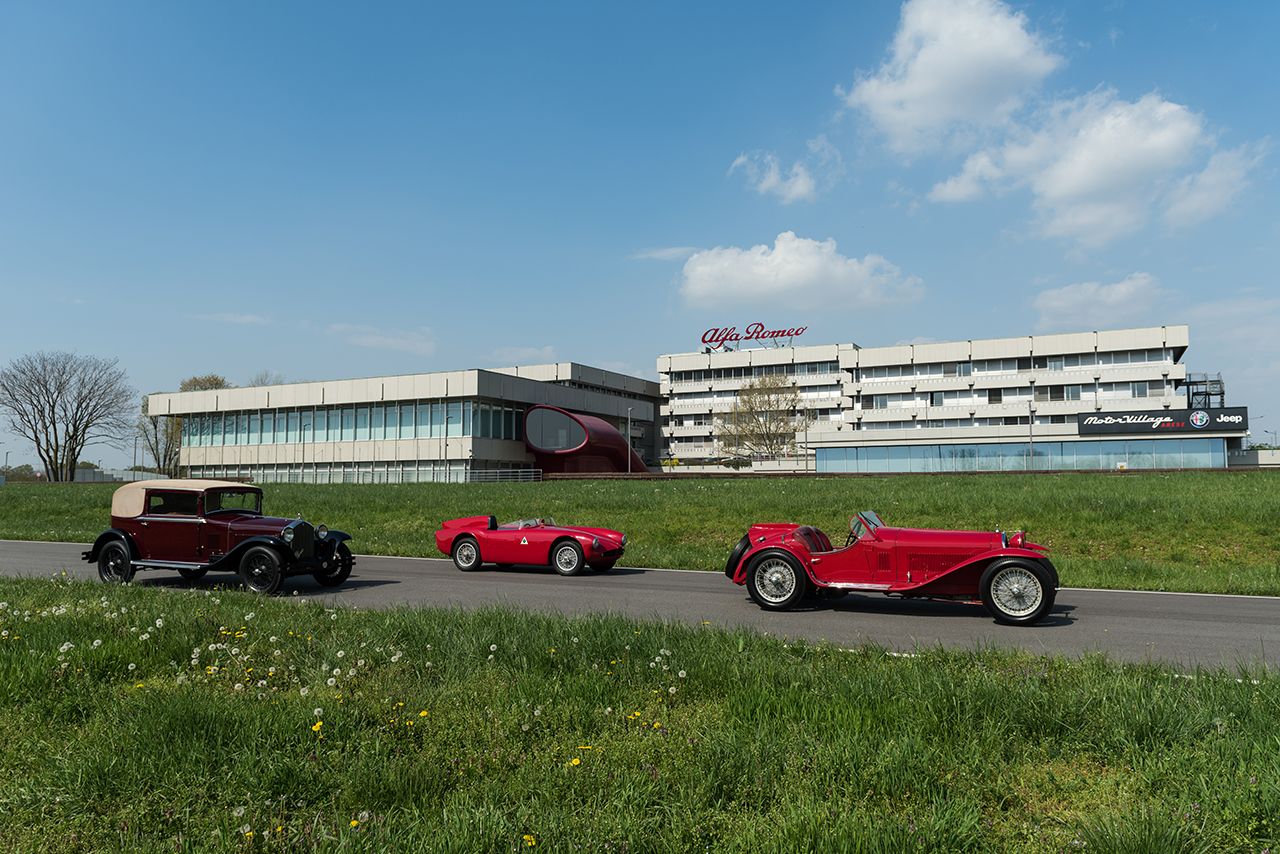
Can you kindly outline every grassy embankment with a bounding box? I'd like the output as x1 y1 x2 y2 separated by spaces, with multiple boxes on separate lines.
0 576 1276 852
0 470 1277 595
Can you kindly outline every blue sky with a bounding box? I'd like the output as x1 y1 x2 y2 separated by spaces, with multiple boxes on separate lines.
2 0 1277 465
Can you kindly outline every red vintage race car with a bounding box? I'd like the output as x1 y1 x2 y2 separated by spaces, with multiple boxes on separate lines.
724 511 1058 625
435 516 626 576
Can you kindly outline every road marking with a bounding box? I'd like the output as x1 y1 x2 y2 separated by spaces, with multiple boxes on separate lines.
4 541 1280 602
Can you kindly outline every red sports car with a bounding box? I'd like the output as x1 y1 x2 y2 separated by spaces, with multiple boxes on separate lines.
724 511 1058 625
435 516 626 576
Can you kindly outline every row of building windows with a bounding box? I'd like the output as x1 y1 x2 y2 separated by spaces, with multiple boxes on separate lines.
842 348 1175 382
861 381 1174 410
180 400 530 447
815 438 1226 473
187 460 536 484
666 361 841 383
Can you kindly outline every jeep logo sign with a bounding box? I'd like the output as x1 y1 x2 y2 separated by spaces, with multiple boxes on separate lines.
1079 407 1249 436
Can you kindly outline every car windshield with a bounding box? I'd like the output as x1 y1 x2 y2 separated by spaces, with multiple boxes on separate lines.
859 511 885 530
205 489 262 515
506 518 555 529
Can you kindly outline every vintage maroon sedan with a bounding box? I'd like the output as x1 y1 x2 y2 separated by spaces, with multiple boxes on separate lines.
435 515 625 575
82 480 354 594
724 511 1058 625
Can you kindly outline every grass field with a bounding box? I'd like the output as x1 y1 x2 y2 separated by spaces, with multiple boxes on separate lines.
1 470 1278 595
0 576 1276 852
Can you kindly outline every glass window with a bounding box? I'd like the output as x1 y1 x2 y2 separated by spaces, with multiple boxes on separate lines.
300 409 313 444
261 412 274 445
525 408 587 451
432 402 445 438
340 407 355 442
463 402 472 436
447 402 463 437
248 413 261 444
287 410 300 443
1126 440 1155 469
400 404 414 439
987 389 1002 404
514 408 523 441
416 402 431 438
1048 356 1064 371
372 406 385 440
205 489 262 514
355 406 370 441
147 490 198 516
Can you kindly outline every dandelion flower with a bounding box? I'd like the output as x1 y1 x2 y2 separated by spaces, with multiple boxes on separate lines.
678 670 686 678
233 806 246 817
523 834 537 847
349 819 359 828
569 757 581 766
418 710 429 717
489 644 498 652
314 707 324 717
327 678 337 687
311 721 323 732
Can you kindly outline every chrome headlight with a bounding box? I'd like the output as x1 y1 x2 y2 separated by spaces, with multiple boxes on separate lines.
282 527 295 544
592 537 601 551
621 534 627 547
317 525 328 539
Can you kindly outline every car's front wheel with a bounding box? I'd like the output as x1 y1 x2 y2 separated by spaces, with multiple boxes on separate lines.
746 552 807 610
313 543 353 588
980 560 1055 625
178 566 207 582
551 541 584 576
452 537 482 571
97 541 135 584
240 546 284 595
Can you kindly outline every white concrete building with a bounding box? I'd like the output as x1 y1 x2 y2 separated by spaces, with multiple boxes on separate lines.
658 325 1251 472
148 363 659 482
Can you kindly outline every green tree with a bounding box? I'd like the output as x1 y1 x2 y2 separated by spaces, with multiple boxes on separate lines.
714 374 813 461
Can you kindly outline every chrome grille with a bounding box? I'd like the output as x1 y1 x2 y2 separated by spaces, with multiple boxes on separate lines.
289 521 315 559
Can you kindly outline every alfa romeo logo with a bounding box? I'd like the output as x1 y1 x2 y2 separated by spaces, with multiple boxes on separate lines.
1189 410 1210 429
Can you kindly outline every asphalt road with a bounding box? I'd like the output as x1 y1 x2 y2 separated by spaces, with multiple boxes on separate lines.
3 539 1277 669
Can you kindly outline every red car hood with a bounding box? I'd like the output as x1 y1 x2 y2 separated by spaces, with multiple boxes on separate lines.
502 524 624 543
875 527 1005 550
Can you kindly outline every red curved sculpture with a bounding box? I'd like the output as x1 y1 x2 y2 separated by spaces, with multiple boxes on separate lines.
523 405 646 474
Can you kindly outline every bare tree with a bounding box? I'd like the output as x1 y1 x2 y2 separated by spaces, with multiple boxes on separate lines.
715 374 813 461
138 374 233 476
246 370 285 387
0 352 134 481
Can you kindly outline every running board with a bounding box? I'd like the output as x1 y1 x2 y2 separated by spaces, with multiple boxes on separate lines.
130 560 208 570
822 582 893 591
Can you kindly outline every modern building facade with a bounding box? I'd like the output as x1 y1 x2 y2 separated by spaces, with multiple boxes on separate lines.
150 363 658 482
658 324 1252 473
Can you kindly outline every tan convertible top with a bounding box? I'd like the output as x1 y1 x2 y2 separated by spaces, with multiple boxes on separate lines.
110 479 257 518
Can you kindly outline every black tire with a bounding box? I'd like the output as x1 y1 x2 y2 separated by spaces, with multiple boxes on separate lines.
239 546 284 595
745 551 807 611
313 542 353 588
551 540 584 576
97 540 135 584
452 537 482 571
178 566 207 582
980 560 1055 626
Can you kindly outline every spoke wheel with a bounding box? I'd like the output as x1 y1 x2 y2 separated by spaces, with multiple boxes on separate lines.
452 538 481 571
240 546 284 595
97 541 134 584
552 541 584 576
746 553 806 611
313 543 354 587
980 561 1054 625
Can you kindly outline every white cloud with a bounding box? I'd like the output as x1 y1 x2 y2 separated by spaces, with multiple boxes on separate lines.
200 312 267 325
931 89 1223 246
628 246 699 261
729 152 816 204
680 231 923 308
1164 142 1268 228
327 324 435 357
1031 272 1167 331
845 0 1060 153
491 345 556 365
729 134 846 204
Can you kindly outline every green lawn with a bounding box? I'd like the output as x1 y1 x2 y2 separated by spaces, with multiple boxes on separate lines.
1 470 1278 594
0 576 1275 852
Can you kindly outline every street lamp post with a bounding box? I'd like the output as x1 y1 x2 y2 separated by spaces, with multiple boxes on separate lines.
626 407 633 474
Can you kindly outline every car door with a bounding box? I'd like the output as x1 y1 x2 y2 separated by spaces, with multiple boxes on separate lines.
139 489 203 562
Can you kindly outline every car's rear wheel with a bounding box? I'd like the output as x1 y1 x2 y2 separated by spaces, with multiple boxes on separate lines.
552 541 584 576
240 546 284 595
980 560 1055 625
178 566 207 582
313 543 353 588
746 552 807 611
452 537 482 571
97 541 135 584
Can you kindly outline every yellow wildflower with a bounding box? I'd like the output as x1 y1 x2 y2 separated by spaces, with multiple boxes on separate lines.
350 819 359 828
418 710 429 717
311 720 323 732
522 834 537 847
569 757 581 766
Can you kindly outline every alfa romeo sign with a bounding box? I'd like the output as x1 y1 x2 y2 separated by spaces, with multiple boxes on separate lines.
1078 407 1249 435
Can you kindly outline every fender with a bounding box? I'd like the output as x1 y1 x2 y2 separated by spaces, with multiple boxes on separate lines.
210 536 295 573
82 529 140 563
912 548 1059 595
737 544 818 587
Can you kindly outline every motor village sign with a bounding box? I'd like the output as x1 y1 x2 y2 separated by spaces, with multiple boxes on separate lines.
701 322 808 351
1078 407 1249 436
